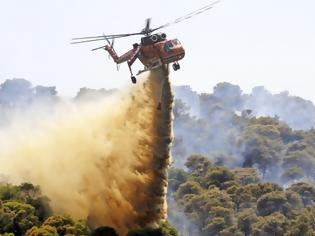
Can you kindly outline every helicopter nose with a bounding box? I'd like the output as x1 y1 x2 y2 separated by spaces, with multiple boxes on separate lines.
171 45 185 58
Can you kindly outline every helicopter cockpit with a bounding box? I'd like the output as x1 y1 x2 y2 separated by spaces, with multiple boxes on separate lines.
164 39 182 52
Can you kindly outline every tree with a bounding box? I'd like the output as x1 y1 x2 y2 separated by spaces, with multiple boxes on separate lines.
0 184 19 201
282 152 315 179
227 185 255 211
0 201 40 235
41 215 90 235
288 182 315 206
233 168 260 185
237 208 258 236
252 212 288 236
285 207 315 236
0 183 52 221
0 206 15 233
25 225 58 236
175 181 202 201
202 166 234 189
168 168 189 192
244 183 282 200
185 154 212 176
256 191 288 216
181 187 235 235
204 217 225 236
159 222 179 236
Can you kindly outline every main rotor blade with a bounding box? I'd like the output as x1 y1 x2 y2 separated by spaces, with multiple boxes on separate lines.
150 0 220 33
144 18 151 33
71 38 109 44
72 35 110 40
71 33 143 44
72 32 142 41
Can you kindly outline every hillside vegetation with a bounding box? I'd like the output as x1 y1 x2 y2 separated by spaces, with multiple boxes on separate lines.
2 79 315 235
169 83 315 235
169 156 315 235
0 183 178 236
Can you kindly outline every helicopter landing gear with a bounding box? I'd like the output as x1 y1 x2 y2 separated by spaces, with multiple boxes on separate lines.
131 76 137 84
128 63 137 84
172 62 180 71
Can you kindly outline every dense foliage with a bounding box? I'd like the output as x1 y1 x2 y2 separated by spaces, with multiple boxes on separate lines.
169 155 315 235
0 183 91 235
173 85 315 186
0 183 178 236
170 84 315 235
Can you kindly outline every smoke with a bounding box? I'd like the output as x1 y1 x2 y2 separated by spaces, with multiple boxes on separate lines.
173 86 200 118
174 83 315 131
0 67 173 235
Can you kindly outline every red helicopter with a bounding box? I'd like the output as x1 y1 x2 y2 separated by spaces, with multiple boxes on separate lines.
71 1 219 84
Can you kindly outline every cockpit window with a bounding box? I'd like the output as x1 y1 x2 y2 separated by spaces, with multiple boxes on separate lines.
172 39 181 45
164 41 174 52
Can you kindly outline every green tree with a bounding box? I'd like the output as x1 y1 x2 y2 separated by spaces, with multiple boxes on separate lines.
226 185 255 210
175 181 202 201
42 215 90 236
233 168 260 185
256 191 288 216
168 168 189 192
26 225 58 236
185 154 212 176
244 183 282 201
181 187 235 235
202 166 234 189
285 207 315 236
288 182 315 206
0 183 52 221
252 212 288 236
237 208 258 236
0 201 40 235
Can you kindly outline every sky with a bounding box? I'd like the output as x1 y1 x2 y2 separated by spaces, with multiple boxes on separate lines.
0 0 315 101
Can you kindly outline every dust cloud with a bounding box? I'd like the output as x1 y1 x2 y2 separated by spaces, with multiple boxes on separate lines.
0 66 173 235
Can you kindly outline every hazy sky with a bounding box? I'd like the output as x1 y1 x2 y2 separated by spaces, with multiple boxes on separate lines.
1 0 315 101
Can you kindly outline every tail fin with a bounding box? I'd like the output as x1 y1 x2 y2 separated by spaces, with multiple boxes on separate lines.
91 36 118 63
104 45 119 63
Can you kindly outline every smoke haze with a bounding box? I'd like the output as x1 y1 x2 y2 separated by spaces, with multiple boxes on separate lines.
0 68 173 235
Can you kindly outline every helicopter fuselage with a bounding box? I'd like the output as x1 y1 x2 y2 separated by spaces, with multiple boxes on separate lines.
104 33 185 71
137 33 185 69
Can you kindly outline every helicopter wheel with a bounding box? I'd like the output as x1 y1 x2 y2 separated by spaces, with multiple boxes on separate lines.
172 63 180 71
131 76 137 84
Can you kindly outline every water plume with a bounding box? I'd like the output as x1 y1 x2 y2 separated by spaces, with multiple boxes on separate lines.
0 66 173 235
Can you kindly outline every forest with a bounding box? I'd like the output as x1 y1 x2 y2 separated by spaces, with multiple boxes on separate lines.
1 79 315 235
169 83 315 235
0 182 178 236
